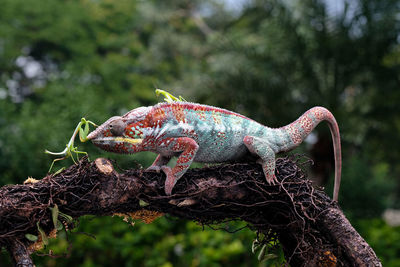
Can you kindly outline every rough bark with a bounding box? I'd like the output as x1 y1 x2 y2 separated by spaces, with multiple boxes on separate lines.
0 156 381 266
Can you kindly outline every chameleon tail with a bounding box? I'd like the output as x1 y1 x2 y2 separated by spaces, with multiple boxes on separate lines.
282 107 342 201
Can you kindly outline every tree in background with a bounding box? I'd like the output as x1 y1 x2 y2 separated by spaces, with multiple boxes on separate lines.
0 0 399 265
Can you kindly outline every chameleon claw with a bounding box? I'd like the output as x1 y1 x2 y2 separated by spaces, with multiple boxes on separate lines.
265 174 278 185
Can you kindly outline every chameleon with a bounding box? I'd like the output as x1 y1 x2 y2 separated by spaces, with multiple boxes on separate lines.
87 102 341 200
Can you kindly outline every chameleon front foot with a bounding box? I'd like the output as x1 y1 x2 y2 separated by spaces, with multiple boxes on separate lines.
161 166 177 195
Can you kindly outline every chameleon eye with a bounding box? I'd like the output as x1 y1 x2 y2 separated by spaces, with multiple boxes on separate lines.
109 119 126 136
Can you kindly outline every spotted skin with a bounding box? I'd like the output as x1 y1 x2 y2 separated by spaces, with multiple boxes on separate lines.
87 103 341 200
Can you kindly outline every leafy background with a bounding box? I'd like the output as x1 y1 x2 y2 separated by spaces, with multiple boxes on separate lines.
1 0 400 266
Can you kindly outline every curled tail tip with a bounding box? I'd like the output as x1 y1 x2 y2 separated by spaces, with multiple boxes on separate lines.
285 106 342 202
308 106 342 203
282 106 330 146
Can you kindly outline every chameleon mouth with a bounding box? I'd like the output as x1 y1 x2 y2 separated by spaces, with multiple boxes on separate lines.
114 137 143 144
91 137 143 146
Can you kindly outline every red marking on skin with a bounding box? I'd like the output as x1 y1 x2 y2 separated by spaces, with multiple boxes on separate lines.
196 111 207 121
158 140 167 146
243 136 253 145
126 122 145 138
166 179 174 187
313 107 326 120
211 111 222 124
182 129 198 140
172 105 186 122
151 108 166 126
217 132 226 139
104 130 112 137
286 125 302 145
300 115 313 133
156 102 253 122
155 133 167 143
177 157 190 163
173 143 182 150
114 143 126 152
170 163 186 176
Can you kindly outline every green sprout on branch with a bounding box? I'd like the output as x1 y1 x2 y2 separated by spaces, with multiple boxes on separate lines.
45 118 97 172
252 236 279 262
155 89 187 103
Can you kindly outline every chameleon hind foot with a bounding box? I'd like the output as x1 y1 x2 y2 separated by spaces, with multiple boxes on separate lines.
257 158 278 184
243 136 278 184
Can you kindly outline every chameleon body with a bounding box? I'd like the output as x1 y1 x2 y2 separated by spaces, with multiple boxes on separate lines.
87 102 341 200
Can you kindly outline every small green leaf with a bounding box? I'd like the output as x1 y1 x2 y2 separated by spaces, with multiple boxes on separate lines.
139 200 149 207
53 167 65 175
50 204 59 229
37 222 48 246
258 244 267 261
262 254 278 262
252 240 260 254
58 211 73 223
25 234 38 242
56 220 64 231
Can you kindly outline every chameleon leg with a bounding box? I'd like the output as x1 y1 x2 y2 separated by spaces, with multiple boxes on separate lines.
146 155 172 172
243 136 278 184
160 137 199 195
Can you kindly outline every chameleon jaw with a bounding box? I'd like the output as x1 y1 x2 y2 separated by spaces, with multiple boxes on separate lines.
91 137 143 146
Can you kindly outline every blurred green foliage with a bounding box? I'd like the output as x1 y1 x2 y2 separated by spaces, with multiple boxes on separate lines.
1 0 400 265
358 219 400 267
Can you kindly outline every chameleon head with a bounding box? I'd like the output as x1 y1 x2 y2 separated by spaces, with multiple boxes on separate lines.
87 106 152 154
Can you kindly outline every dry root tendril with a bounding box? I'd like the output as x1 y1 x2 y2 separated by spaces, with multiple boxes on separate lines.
0 155 380 266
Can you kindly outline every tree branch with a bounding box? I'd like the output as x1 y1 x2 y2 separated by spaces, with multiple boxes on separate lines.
0 156 381 266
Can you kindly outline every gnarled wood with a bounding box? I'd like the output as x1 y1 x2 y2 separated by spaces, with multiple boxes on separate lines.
0 157 381 266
